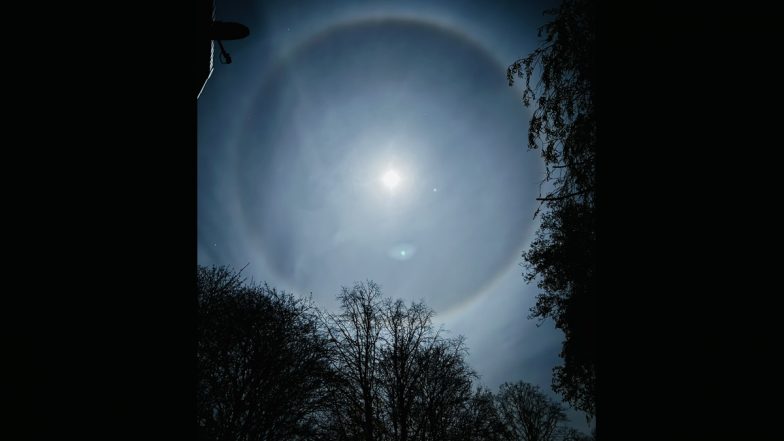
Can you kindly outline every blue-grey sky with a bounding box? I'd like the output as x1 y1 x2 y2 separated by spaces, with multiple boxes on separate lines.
198 0 590 431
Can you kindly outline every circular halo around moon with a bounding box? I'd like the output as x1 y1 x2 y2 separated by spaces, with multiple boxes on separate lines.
233 17 540 314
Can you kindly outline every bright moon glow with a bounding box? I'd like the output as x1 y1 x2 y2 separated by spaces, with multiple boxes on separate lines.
388 243 416 261
382 170 401 189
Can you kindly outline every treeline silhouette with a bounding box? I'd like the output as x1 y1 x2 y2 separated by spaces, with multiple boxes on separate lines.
197 265 594 441
507 0 596 417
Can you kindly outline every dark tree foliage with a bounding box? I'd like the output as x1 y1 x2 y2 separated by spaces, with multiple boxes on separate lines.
507 0 596 417
196 265 332 441
558 427 595 441
413 336 475 441
496 382 566 441
197 268 577 441
321 282 386 441
453 387 506 441
378 299 437 441
321 282 478 441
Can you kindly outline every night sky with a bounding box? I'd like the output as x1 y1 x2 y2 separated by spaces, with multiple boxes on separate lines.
198 0 590 431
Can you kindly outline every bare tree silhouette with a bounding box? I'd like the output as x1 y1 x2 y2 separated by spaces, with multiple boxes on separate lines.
496 381 566 441
196 265 332 440
321 282 477 441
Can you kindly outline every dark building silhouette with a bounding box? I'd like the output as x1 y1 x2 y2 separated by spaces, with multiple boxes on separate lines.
198 0 249 99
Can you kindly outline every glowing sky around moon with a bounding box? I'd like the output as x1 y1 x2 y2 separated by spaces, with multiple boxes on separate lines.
227 17 538 316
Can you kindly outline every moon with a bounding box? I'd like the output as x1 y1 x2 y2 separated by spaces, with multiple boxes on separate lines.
381 169 401 190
